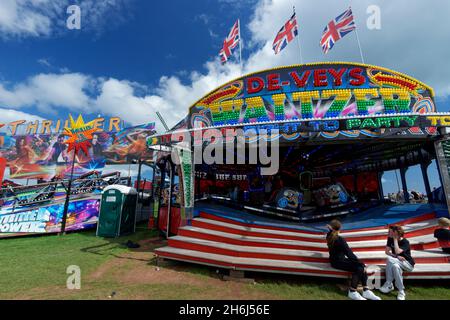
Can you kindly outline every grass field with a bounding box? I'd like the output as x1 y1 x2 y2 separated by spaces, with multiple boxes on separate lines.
1 226 449 300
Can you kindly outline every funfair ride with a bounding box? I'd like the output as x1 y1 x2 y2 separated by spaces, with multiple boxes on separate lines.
149 62 450 279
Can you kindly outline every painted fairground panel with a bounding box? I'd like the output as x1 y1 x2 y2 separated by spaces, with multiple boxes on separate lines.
0 198 99 237
0 120 156 179
0 169 131 238
187 62 441 142
0 118 156 238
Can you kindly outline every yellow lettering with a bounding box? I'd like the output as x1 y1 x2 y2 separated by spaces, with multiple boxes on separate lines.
92 118 105 132
26 120 39 135
9 120 26 136
54 119 62 133
40 120 52 134
293 91 320 102
108 117 121 132
427 116 440 126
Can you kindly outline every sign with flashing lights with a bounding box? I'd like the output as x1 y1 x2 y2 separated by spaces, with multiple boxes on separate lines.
150 114 447 147
187 63 436 129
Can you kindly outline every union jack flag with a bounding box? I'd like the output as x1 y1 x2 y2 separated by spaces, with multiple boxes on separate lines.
320 7 356 54
219 20 240 64
272 13 298 55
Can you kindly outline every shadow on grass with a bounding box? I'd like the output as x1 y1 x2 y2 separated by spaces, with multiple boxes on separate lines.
78 223 165 262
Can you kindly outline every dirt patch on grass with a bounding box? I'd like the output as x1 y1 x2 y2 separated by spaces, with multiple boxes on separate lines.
86 239 278 300
88 237 162 280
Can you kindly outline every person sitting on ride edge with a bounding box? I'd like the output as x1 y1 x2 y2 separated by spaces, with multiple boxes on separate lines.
434 217 450 254
326 219 381 300
379 225 415 300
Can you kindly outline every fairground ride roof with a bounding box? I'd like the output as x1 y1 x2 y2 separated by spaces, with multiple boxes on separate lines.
148 62 450 147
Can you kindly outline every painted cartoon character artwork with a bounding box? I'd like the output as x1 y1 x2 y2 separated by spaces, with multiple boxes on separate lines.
0 123 156 179
275 188 303 210
313 183 350 208
102 124 156 164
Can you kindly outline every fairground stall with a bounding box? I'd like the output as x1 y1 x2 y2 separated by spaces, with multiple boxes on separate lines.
151 62 450 279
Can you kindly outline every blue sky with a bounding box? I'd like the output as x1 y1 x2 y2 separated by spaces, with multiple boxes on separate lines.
0 1 255 86
0 0 261 126
0 0 449 193
0 0 449 127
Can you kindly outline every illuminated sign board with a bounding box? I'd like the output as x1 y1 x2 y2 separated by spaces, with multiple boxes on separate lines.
188 62 435 128
152 114 444 147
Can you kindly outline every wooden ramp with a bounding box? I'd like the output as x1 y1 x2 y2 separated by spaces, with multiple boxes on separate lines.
155 211 450 279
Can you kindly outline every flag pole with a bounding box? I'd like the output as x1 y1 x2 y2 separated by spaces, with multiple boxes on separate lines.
351 6 365 64
238 19 243 75
293 6 304 64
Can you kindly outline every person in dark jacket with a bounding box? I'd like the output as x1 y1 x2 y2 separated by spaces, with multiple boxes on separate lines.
327 219 381 300
379 225 415 300
434 217 450 254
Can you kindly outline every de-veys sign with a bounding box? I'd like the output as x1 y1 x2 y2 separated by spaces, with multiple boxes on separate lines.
188 62 435 128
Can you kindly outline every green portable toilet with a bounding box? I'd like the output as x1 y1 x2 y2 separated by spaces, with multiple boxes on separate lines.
97 185 138 238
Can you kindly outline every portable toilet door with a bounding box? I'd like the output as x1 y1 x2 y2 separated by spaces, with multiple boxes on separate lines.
97 185 137 237
119 188 138 235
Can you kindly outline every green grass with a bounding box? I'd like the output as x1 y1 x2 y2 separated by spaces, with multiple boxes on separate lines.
0 227 449 300
250 277 450 300
0 225 156 298
251 279 347 300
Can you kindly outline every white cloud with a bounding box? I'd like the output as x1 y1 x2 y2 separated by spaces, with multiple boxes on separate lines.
0 73 92 114
0 71 228 130
0 107 44 123
0 0 130 38
94 78 156 125
138 0 450 125
0 107 44 135
0 0 51 37
1 0 450 132
136 0 450 125
245 0 450 97
37 58 52 68
195 13 211 25
195 13 219 38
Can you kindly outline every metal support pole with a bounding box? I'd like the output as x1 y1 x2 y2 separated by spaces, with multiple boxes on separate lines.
418 150 432 202
399 166 409 204
378 171 384 201
156 162 166 236
166 162 174 239
60 151 76 235
420 162 432 202
136 159 142 201
151 164 157 201
434 138 450 210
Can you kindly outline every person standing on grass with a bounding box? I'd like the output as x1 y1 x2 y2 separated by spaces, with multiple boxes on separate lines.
434 217 450 254
326 219 381 301
379 225 415 300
